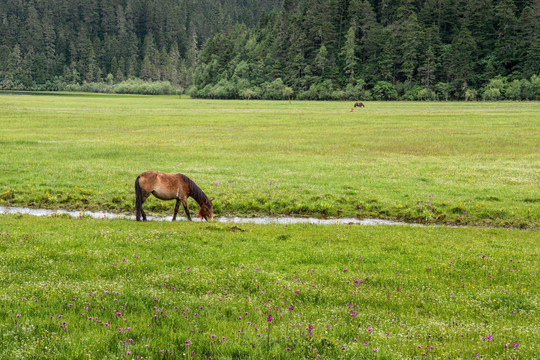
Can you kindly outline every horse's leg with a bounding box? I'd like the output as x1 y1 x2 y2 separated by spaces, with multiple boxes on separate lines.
141 193 150 221
173 199 180 221
181 198 192 221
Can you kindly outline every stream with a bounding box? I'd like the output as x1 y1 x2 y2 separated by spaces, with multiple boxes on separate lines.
0 206 420 226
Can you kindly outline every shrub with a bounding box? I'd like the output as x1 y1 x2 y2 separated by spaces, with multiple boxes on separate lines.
372 81 398 100
505 80 522 100
482 87 501 101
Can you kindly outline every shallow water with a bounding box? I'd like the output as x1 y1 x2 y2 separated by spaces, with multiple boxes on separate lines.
0 206 419 226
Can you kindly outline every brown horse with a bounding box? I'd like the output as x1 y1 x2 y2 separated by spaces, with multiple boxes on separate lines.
354 102 365 108
135 171 213 221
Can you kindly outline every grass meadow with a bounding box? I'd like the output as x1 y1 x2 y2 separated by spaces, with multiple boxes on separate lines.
1 216 538 359
0 93 538 227
0 93 539 359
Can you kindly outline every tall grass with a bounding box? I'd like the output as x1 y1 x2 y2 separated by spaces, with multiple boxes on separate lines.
0 216 538 359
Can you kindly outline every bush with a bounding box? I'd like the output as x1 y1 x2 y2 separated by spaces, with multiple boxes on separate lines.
483 76 507 100
435 82 452 101
372 81 398 100
262 78 287 100
296 89 316 100
66 79 181 95
520 79 533 100
344 82 370 100
402 85 424 100
482 87 501 101
417 88 438 101
464 88 477 101
530 74 540 100
505 80 522 100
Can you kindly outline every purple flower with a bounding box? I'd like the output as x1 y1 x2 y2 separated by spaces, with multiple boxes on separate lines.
267 315 273 322
185 340 191 346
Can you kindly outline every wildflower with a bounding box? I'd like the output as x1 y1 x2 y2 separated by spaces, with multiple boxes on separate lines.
185 340 191 347
267 315 273 322
16 314 21 318
373 348 378 352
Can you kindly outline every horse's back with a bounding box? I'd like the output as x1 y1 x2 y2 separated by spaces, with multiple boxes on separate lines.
138 171 188 199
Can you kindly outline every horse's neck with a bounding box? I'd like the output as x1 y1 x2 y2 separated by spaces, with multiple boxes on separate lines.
187 179 207 206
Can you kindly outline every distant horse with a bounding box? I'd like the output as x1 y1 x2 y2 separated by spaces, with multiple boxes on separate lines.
135 171 213 221
354 102 365 108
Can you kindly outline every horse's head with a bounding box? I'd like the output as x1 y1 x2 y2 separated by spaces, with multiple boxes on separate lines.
199 198 214 221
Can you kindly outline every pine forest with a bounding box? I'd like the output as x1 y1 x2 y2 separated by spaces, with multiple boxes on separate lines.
1 0 539 100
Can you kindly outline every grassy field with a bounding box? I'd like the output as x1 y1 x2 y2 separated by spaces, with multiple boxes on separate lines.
0 93 539 359
1 216 538 359
0 93 539 228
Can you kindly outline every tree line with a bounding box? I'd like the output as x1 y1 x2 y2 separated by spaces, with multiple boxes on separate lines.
190 0 540 100
0 0 277 93
1 0 539 100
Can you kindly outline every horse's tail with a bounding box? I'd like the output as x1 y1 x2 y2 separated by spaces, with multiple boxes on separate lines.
135 175 143 221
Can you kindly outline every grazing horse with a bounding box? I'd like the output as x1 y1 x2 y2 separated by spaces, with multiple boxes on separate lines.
135 171 213 221
354 102 365 108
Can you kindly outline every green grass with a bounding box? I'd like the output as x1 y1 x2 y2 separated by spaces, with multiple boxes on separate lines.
1 93 538 358
1 216 538 359
0 93 539 227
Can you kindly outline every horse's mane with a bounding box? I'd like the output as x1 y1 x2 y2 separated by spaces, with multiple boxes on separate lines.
180 174 210 206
